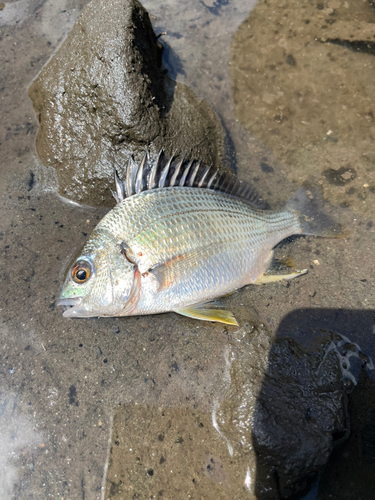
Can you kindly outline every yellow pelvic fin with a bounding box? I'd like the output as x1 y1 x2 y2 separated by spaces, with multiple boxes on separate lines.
254 269 307 285
176 303 239 326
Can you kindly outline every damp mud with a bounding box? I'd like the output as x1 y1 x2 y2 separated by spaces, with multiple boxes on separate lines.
230 0 375 219
104 322 374 500
1 0 375 499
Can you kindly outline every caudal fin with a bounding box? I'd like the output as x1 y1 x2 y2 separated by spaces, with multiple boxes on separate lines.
285 182 348 238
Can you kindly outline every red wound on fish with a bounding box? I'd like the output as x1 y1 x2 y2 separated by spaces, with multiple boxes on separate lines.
122 267 141 315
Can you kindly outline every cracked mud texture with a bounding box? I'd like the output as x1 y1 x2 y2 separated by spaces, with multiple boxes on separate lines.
230 0 375 219
28 0 225 206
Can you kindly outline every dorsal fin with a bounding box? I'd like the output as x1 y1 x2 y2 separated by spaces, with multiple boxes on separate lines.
148 149 162 190
112 150 265 209
158 154 173 188
112 169 126 203
170 153 185 186
179 159 193 187
126 156 138 197
135 151 147 194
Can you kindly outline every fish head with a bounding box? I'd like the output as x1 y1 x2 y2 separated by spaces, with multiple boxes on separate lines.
57 229 135 318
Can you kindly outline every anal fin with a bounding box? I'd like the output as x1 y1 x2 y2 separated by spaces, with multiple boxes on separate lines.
254 269 307 285
176 303 238 326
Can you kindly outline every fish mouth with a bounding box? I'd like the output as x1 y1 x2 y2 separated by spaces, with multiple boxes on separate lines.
56 297 82 317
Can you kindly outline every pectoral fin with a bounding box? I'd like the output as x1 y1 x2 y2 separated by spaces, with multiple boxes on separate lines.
254 269 307 285
176 302 238 326
150 254 188 291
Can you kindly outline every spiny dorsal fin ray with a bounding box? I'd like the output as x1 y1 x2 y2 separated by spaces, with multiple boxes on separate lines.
125 156 138 198
113 169 126 202
112 150 265 208
159 154 173 188
148 149 162 190
135 151 148 194
170 153 186 186
207 170 218 189
179 159 193 187
198 166 210 187
188 161 201 187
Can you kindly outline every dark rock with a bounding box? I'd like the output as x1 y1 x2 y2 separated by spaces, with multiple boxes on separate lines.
317 371 375 499
28 0 225 206
253 337 348 499
102 323 360 499
216 326 351 499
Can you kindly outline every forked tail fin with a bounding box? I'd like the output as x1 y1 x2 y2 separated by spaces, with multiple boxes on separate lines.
285 182 348 238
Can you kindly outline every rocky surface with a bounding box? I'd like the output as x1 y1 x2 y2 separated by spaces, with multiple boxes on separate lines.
216 327 352 500
317 371 375 499
104 323 366 499
230 0 375 219
28 0 225 206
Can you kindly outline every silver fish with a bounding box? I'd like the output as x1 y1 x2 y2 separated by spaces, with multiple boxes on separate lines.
57 151 342 325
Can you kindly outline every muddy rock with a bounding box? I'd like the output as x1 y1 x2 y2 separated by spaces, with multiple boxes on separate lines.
317 371 375 499
104 322 358 499
230 0 375 219
215 325 351 499
28 0 225 206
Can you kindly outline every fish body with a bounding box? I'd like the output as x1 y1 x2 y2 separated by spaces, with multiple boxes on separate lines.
58 152 340 324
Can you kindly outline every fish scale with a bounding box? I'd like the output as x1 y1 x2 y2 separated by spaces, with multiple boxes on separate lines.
58 152 341 324
94 187 301 315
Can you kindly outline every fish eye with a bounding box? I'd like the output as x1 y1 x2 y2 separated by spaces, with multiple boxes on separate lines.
71 260 92 284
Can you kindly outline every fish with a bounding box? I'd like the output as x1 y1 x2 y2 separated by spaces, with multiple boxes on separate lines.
57 151 343 325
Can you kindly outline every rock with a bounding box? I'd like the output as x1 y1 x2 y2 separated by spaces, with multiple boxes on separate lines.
28 0 225 206
103 321 361 499
317 370 375 499
215 325 352 499
230 0 375 219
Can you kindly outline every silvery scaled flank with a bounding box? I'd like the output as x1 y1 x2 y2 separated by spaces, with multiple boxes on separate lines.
57 151 344 325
